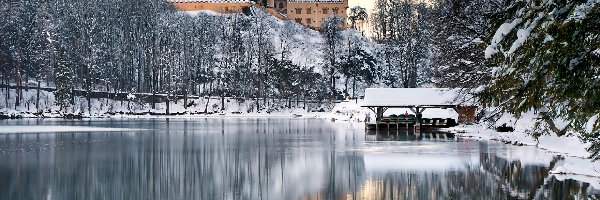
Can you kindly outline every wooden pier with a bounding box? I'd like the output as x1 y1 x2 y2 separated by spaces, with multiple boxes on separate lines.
365 117 458 130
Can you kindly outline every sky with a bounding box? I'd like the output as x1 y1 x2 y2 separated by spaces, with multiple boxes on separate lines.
348 0 376 36
349 0 376 13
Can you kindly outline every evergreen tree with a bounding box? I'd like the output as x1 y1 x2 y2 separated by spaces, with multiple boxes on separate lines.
321 15 343 98
430 0 503 88
483 1 600 158
54 43 72 112
371 0 432 88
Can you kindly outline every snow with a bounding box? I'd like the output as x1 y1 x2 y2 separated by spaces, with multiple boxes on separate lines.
543 34 554 43
586 114 598 133
459 59 474 65
320 100 369 122
362 88 475 107
507 14 541 55
485 18 522 59
567 0 598 22
183 10 220 16
593 48 600 56
0 126 144 134
0 88 328 118
127 93 136 100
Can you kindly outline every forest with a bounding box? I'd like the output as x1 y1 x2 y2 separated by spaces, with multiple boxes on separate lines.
0 0 497 113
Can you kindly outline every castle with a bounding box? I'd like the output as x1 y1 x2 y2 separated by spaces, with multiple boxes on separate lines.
168 0 349 29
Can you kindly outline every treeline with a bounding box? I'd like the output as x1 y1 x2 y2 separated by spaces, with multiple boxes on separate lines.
1 0 495 113
0 0 379 112
370 0 508 89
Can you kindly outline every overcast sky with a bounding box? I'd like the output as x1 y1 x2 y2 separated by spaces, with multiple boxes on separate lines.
347 0 375 36
348 0 376 13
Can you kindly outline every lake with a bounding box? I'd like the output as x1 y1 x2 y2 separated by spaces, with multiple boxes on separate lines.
0 118 598 199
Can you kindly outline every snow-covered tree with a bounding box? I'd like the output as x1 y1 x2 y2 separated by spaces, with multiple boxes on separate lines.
54 42 73 112
371 0 432 88
321 15 344 98
429 0 504 88
482 1 600 159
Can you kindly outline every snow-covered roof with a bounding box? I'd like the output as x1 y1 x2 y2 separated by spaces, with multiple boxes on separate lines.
362 88 476 107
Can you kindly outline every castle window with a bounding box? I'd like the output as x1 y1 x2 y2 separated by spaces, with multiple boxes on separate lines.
306 18 312 24
295 8 302 14
279 2 284 8
295 18 302 23
333 8 339 14
306 8 312 14
322 8 329 14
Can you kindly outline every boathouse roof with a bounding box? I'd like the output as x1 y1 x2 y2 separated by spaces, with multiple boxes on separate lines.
361 88 476 108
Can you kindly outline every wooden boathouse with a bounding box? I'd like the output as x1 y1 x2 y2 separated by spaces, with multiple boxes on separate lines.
361 88 477 130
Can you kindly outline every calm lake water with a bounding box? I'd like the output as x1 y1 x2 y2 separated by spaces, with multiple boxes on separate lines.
0 118 598 200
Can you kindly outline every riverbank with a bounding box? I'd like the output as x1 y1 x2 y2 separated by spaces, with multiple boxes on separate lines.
443 123 600 181
0 87 335 119
322 101 600 181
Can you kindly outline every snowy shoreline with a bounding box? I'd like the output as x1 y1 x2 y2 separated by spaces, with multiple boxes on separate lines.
442 124 600 180
3 99 599 180
322 101 600 180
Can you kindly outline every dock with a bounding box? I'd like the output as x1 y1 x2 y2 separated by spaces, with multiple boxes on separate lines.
364 117 458 130
361 88 477 130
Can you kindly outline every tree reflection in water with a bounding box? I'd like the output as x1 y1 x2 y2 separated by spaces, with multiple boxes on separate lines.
0 118 597 199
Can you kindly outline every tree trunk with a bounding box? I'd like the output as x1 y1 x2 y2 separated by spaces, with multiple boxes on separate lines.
5 77 9 108
204 82 213 113
106 82 110 110
184 90 188 110
87 90 91 115
330 67 336 99
166 97 170 115
353 77 357 103
344 77 349 99
36 79 41 112
70 89 75 106
221 95 225 112
303 95 307 110
14 69 21 109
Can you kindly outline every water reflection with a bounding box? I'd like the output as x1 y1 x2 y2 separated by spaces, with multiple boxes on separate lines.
365 130 456 142
0 118 597 199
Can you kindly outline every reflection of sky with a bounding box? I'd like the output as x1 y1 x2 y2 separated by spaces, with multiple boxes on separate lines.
364 153 476 172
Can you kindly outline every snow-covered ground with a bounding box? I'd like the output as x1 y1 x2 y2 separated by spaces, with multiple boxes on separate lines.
0 88 330 118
